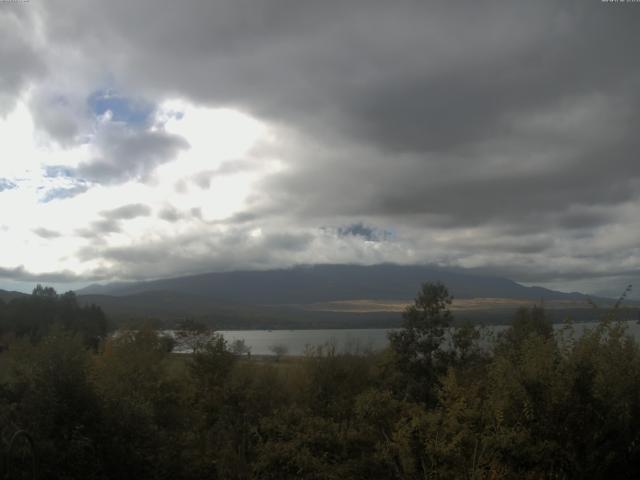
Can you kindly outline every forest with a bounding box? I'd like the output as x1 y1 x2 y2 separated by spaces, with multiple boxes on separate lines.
0 283 639 479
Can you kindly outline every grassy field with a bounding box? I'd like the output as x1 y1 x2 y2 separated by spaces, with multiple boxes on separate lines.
303 297 617 313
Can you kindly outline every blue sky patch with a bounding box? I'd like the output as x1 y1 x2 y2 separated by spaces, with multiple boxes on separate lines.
40 182 89 203
44 165 76 178
0 179 17 192
88 89 154 126
337 222 394 242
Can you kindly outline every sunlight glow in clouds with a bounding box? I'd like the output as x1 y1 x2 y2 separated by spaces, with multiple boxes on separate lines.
0 94 276 285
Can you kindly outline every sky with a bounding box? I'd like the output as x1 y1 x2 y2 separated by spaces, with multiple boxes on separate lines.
1 1 640 297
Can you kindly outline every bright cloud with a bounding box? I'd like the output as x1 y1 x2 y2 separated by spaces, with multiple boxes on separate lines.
0 93 279 289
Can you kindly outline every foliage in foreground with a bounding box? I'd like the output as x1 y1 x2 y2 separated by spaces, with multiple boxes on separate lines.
0 283 639 479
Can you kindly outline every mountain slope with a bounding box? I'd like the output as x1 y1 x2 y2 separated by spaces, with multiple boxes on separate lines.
77 264 592 304
0 289 29 303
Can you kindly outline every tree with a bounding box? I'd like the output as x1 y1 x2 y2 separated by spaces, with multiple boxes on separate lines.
7 328 102 478
269 344 288 362
0 285 108 345
388 282 453 403
32 284 57 298
189 334 236 395
175 318 211 353
497 305 552 354
230 338 251 357
94 325 184 478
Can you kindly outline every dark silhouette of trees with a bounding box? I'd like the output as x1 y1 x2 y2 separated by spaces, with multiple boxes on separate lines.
230 338 251 356
388 282 454 404
1 282 640 478
268 343 288 361
0 285 107 347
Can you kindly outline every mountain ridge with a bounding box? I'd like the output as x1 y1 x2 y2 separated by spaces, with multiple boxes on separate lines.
76 264 596 304
0 289 29 303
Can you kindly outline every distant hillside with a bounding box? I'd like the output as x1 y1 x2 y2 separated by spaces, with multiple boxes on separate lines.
78 264 593 303
1 266 627 330
75 290 405 329
0 289 29 303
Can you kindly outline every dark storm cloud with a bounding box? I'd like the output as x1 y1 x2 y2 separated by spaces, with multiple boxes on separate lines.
33 227 61 239
0 8 46 111
339 223 376 241
158 205 182 223
75 204 151 240
0 265 80 283
76 124 189 185
214 211 261 225
76 219 122 239
100 203 152 221
90 219 121 235
37 1 639 150
29 93 84 146
464 263 640 286
443 233 555 256
262 232 313 252
190 207 203 220
337 223 390 242
24 1 640 290
554 210 613 231
158 205 204 223
191 159 255 190
261 110 640 230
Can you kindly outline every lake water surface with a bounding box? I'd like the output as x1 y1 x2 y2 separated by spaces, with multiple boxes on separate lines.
214 320 640 355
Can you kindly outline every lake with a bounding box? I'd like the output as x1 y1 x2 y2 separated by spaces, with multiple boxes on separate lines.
210 320 640 356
